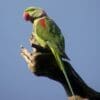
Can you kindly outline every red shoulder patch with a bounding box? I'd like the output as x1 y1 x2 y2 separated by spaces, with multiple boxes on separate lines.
39 18 46 28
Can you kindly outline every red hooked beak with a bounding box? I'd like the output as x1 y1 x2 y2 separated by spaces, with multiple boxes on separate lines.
23 12 31 21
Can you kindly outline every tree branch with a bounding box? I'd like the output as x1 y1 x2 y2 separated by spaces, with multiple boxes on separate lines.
20 35 100 100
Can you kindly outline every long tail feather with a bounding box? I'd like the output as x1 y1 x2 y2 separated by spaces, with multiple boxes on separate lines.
47 41 76 99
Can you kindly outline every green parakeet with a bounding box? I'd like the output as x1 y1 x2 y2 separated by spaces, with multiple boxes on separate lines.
23 7 74 96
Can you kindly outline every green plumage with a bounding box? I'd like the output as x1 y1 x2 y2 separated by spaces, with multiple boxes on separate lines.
34 17 65 58
34 16 74 96
24 7 75 97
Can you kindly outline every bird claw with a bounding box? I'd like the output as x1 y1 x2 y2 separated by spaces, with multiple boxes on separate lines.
29 34 38 46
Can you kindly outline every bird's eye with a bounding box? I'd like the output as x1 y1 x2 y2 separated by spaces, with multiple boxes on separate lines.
23 12 31 21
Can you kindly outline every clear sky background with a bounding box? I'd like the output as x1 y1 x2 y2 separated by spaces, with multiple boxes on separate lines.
0 0 100 100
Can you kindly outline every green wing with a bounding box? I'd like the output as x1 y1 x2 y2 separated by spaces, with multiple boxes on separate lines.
35 17 65 57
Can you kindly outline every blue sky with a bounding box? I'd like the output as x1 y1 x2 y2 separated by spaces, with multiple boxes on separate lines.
0 0 100 100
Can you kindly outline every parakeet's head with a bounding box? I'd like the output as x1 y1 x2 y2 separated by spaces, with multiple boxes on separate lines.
23 7 47 23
